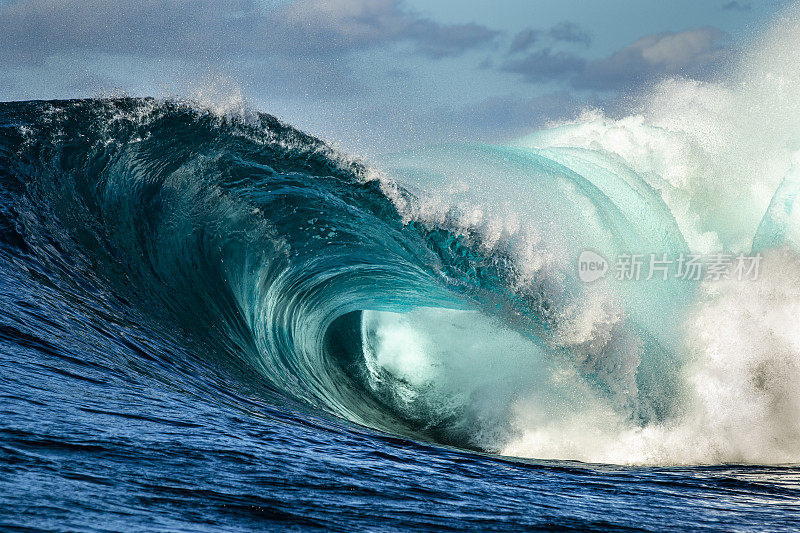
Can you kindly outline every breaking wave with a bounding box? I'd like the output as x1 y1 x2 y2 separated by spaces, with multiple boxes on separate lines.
4 9 800 466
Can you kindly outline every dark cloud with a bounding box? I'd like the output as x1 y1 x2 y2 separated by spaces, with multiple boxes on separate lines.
279 0 498 58
0 0 227 64
508 21 590 55
405 20 498 58
576 27 731 90
509 28 541 54
0 0 498 65
547 21 591 46
503 27 732 92
503 49 586 82
722 1 752 11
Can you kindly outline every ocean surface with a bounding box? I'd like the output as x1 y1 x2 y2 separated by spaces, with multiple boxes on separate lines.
4 53 800 531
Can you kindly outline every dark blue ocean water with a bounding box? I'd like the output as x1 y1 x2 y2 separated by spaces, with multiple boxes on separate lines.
1 99 799 532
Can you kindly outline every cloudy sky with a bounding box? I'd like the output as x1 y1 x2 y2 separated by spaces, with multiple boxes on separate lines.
0 0 791 155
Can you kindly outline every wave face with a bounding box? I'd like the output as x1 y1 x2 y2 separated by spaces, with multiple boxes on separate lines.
0 97 698 460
